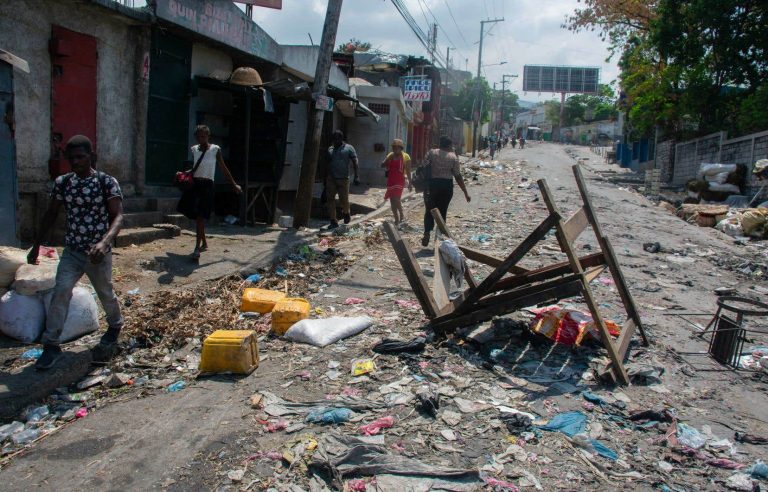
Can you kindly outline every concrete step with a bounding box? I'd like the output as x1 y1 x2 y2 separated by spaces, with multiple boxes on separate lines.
115 225 180 247
122 211 165 228
123 196 154 213
155 197 180 214
164 213 196 230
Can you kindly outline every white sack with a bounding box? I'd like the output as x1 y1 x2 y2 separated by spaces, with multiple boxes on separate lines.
707 182 741 194
13 262 58 295
283 316 373 347
439 239 466 289
704 171 730 184
0 291 45 343
44 286 100 342
0 247 27 289
715 215 744 237
698 163 737 178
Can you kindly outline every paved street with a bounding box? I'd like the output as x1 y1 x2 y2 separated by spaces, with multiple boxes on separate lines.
1 143 765 490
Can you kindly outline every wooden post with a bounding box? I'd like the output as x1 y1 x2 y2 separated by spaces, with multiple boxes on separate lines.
293 0 344 228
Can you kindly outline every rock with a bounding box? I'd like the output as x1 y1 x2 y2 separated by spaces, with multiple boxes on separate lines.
227 469 245 482
441 410 462 426
440 429 457 441
657 461 674 473
104 373 131 388
77 375 108 390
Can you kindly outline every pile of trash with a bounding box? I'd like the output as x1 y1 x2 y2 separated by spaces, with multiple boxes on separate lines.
716 208 768 239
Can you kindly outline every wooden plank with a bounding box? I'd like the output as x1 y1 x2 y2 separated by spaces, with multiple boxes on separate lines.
430 208 480 289
616 318 637 357
584 265 607 284
459 246 530 274
489 252 606 293
601 238 649 346
539 177 630 385
474 273 582 309
454 213 559 315
563 207 588 244
572 165 648 346
383 222 440 319
431 280 582 335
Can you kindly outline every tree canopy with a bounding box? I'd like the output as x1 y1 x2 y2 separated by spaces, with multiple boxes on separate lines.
544 85 618 127
452 77 493 124
565 0 768 139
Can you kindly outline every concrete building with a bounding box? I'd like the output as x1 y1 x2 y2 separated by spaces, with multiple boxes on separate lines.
345 79 411 186
0 0 152 242
514 105 550 139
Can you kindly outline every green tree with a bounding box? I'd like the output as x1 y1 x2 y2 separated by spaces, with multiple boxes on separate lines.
453 77 493 123
543 85 618 127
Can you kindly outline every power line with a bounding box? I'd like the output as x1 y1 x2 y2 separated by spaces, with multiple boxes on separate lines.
442 0 470 47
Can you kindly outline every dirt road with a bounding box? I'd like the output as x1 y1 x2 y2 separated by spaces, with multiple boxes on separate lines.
1 143 766 491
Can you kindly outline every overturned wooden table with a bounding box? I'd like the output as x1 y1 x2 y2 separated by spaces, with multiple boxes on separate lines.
384 164 649 385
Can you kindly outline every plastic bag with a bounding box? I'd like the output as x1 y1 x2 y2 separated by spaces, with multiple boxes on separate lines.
677 423 707 449
538 411 587 437
529 305 620 346
439 240 466 289
0 247 27 288
43 286 100 343
716 214 745 237
13 262 58 295
283 316 373 347
359 416 395 436
0 291 46 343
306 407 353 424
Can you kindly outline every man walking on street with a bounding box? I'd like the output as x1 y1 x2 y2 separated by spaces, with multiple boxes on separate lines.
28 135 125 370
325 130 359 229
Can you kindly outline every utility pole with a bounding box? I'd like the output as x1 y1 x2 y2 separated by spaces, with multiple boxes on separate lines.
446 47 451 69
293 0 344 229
472 18 503 157
430 23 438 64
501 74 518 133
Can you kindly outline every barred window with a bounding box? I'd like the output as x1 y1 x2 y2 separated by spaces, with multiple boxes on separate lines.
367 103 390 115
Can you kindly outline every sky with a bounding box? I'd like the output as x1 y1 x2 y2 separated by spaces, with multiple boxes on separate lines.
250 0 618 103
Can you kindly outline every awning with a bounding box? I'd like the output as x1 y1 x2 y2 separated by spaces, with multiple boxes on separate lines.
0 49 29 73
356 101 381 122
528 126 541 131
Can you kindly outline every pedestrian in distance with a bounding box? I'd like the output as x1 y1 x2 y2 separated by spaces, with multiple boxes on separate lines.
381 139 412 226
27 135 124 370
177 125 242 259
519 136 526 149
489 139 497 159
325 130 359 229
511 136 517 148
420 136 471 247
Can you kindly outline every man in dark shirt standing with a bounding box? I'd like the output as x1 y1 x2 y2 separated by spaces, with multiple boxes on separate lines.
28 135 125 370
325 130 359 229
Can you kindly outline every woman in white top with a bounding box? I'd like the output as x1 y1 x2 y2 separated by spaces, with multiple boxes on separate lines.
178 125 241 259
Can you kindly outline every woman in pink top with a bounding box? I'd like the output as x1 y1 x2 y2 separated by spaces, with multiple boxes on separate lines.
381 139 412 225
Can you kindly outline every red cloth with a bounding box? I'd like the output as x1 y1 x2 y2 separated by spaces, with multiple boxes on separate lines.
384 154 407 200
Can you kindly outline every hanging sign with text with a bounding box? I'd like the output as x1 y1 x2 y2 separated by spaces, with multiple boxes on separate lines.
402 78 432 101
155 0 282 64
315 95 334 112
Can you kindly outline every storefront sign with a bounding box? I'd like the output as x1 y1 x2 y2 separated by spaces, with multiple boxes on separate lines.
315 95 334 112
402 78 432 101
233 0 282 9
155 0 281 65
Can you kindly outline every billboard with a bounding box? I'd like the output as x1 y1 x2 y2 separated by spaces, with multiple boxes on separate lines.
523 65 600 94
402 78 432 101
233 0 282 8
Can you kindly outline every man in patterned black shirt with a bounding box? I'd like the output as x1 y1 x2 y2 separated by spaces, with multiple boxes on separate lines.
28 135 125 370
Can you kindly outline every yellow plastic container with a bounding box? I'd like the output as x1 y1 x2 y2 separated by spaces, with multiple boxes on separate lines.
199 330 259 374
271 298 311 335
240 288 286 313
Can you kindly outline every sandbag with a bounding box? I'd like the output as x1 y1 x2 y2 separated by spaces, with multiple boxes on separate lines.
741 209 768 236
705 171 730 184
43 286 100 342
0 247 27 289
698 163 737 178
0 291 46 343
707 182 740 194
13 262 58 295
283 316 373 347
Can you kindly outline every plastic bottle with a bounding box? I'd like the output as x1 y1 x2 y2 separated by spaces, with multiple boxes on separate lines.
11 428 40 445
167 381 185 392
0 421 25 442
24 405 50 423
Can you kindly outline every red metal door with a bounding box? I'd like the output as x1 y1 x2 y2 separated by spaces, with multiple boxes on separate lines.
49 26 97 177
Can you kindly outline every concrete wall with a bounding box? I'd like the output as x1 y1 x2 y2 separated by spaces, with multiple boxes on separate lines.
281 45 349 92
0 0 149 240
655 139 676 184
672 132 725 185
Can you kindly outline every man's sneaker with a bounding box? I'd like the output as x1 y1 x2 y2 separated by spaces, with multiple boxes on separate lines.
421 233 430 247
343 213 351 224
328 221 339 230
35 345 62 371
